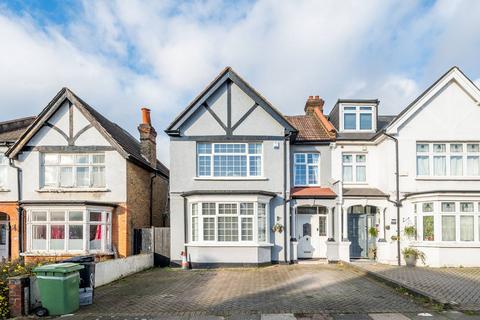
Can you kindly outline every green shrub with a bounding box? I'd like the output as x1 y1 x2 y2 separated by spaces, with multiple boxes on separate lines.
0 260 39 318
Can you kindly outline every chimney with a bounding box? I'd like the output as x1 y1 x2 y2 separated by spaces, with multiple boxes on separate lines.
138 108 157 167
304 95 325 115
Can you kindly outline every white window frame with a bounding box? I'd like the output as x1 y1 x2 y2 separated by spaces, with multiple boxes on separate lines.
293 153 320 186
340 104 376 132
196 143 263 178
25 207 112 254
416 142 480 178
342 153 367 184
189 200 269 244
40 153 106 189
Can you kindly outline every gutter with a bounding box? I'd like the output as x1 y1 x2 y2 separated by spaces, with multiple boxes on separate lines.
8 159 23 260
382 132 401 266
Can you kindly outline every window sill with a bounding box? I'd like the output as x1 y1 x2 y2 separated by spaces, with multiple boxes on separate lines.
21 251 115 256
36 188 111 193
194 177 269 181
186 242 274 247
342 182 369 186
0 189 11 192
415 177 480 181
410 241 480 248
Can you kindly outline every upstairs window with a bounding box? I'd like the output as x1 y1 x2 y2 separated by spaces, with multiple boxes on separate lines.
341 106 375 131
0 154 8 188
197 143 262 177
294 153 320 186
41 153 106 189
342 153 366 183
416 142 480 178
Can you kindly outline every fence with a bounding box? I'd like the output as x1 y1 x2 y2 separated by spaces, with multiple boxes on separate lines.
133 227 170 267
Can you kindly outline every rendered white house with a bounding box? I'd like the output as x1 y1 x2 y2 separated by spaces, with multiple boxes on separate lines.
167 66 480 267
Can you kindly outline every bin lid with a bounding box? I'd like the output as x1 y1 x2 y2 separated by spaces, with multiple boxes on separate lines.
34 262 84 274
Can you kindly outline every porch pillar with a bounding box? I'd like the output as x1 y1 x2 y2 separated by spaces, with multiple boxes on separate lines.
342 206 348 241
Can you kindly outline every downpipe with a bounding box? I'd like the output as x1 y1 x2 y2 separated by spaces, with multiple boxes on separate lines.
8 159 23 260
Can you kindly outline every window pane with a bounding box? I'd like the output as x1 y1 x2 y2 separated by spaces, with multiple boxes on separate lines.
213 155 247 176
76 167 90 187
344 113 356 130
60 155 74 164
50 225 65 250
217 217 238 241
203 217 215 241
192 216 198 241
343 165 353 182
60 167 74 187
356 155 366 163
258 204 267 242
295 153 306 163
360 106 372 111
450 144 463 153
249 155 261 176
422 203 433 212
433 144 446 153
218 204 237 215
50 211 65 221
44 166 58 187
32 225 47 250
68 225 83 250
467 156 480 176
359 113 372 130
248 143 262 154
467 144 479 153
198 155 211 176
202 203 216 215
344 106 356 111
295 164 306 185
69 211 83 221
460 216 474 241
92 167 106 187
308 165 319 184
441 216 455 241
433 156 446 176
214 143 245 154
75 155 89 164
197 143 211 154
416 156 430 175
441 202 455 212
43 154 58 165
450 156 463 176
342 155 352 163
89 211 102 222
92 154 105 164
319 216 327 236
356 166 366 182
416 144 429 153
423 216 434 241
89 225 102 250
241 217 253 241
307 153 319 164
240 203 254 215
460 202 473 212
191 203 198 216
31 211 47 221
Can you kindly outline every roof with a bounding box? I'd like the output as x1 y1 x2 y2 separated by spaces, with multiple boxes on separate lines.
0 117 36 144
6 88 169 178
343 188 388 197
291 187 337 199
165 66 297 135
286 114 334 142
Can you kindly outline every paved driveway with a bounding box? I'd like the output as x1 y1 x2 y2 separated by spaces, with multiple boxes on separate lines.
76 264 427 318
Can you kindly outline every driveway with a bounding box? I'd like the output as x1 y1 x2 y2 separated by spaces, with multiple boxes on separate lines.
75 264 428 318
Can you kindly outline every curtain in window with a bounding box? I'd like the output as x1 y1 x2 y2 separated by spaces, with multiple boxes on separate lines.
460 216 474 241
356 166 366 182
359 113 372 130
344 114 356 130
92 167 106 187
450 156 463 176
343 166 353 182
258 204 267 242
441 216 455 241
433 156 446 176
467 156 480 176
417 156 429 175
308 166 318 184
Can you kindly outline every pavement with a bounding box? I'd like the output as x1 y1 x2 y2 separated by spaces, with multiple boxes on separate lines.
348 262 480 311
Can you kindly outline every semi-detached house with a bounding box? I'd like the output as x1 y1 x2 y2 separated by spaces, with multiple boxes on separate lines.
167 66 480 268
0 88 169 262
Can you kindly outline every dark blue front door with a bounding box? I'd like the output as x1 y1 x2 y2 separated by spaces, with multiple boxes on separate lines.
348 214 368 258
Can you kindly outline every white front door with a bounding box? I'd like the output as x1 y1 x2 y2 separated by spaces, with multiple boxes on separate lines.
297 213 328 258
0 222 8 260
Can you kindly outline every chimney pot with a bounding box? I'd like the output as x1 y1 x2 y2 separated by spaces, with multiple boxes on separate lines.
304 95 325 115
141 108 151 125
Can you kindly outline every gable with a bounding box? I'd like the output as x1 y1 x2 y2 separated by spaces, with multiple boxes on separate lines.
387 67 480 134
166 67 296 137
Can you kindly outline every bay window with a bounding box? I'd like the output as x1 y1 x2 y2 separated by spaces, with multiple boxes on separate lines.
190 201 269 243
27 208 112 253
416 142 480 177
41 153 106 188
342 153 366 183
197 143 262 177
0 154 8 189
294 153 320 186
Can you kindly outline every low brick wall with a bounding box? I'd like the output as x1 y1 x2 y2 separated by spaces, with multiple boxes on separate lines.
94 253 153 287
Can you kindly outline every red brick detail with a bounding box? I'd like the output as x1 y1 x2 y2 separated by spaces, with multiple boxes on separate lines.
8 275 29 317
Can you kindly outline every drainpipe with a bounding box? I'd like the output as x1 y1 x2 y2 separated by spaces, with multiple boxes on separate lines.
383 132 401 266
283 134 291 264
149 172 157 227
8 159 23 260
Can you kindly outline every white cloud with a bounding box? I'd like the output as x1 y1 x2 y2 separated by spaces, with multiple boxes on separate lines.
0 0 480 166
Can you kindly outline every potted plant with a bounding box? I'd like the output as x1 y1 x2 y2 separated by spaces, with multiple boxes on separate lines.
272 223 284 233
368 247 377 260
401 247 426 267
368 226 378 238
404 226 416 239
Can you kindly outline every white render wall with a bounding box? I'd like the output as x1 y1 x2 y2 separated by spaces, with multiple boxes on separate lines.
0 146 19 202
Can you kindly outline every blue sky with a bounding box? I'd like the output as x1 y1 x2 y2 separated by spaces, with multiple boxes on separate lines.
0 0 479 165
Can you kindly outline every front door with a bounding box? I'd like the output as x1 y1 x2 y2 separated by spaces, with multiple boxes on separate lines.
0 222 9 260
348 213 375 258
297 213 328 258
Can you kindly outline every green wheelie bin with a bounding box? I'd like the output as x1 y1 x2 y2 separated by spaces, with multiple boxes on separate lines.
33 263 84 315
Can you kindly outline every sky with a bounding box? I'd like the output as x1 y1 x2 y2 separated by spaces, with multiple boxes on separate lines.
1 0 480 166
